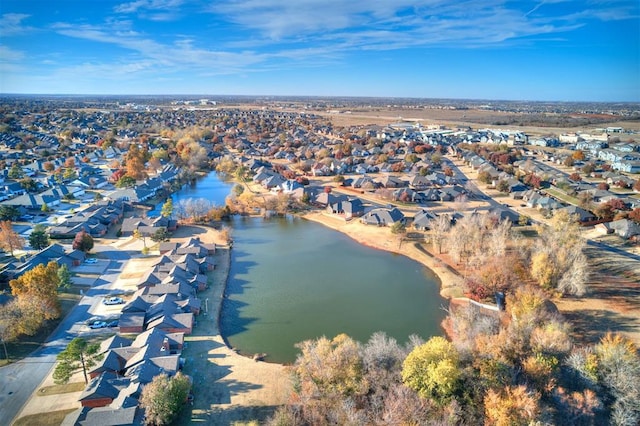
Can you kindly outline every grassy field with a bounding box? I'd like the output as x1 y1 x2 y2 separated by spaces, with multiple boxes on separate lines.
12 408 78 426
0 289 82 367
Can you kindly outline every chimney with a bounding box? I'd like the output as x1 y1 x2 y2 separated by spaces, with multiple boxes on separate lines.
161 337 169 352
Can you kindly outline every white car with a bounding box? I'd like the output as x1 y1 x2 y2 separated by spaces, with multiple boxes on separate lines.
88 321 107 329
103 297 124 305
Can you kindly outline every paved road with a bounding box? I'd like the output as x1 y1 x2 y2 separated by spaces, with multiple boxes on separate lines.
0 247 131 424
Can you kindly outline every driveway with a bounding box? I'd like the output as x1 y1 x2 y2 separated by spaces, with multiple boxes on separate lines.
0 245 131 424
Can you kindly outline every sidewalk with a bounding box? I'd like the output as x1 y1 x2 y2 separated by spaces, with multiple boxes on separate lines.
15 369 84 419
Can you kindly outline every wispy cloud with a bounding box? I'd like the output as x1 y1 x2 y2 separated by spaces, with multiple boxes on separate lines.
0 45 25 62
0 13 33 36
209 0 634 47
51 22 268 73
114 0 185 20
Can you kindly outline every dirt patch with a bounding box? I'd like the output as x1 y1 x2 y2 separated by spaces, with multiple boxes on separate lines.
555 237 640 346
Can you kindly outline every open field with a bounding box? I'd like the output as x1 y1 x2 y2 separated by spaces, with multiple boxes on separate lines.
306 106 640 136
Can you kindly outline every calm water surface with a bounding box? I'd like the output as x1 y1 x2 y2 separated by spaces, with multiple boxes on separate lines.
148 171 232 216
152 171 446 364
221 215 446 364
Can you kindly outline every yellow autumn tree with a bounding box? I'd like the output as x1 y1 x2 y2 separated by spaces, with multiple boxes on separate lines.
293 333 367 400
9 261 61 320
402 336 460 404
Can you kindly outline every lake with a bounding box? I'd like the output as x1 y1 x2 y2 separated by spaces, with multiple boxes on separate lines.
220 215 446 364
158 171 446 364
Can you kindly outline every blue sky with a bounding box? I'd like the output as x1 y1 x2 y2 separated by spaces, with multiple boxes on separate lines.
1 0 638 101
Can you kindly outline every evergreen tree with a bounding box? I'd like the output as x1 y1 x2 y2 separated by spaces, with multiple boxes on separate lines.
28 224 50 250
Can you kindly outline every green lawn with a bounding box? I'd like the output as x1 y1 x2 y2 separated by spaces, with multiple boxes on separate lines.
13 408 78 426
545 187 580 206
0 289 82 366
37 382 86 396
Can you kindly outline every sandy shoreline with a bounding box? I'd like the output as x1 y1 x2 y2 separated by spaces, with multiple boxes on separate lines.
301 211 465 299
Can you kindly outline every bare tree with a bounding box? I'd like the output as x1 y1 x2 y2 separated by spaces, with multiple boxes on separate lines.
429 214 451 254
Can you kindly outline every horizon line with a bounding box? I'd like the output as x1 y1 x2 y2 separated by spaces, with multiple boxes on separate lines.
1 93 639 105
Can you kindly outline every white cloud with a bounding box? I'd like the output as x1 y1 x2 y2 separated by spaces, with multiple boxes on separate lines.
0 45 25 62
51 22 267 73
0 13 33 36
114 0 185 21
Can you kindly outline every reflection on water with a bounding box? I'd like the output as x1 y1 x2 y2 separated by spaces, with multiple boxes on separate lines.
221 215 446 364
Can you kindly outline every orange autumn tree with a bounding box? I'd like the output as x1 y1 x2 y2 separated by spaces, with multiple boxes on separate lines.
0 220 24 257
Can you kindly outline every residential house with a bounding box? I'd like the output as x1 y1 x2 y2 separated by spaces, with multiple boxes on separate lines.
326 198 365 219
607 219 640 240
361 207 405 226
412 209 438 231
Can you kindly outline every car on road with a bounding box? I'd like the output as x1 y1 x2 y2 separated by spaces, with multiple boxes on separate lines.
103 297 124 305
107 320 119 328
84 258 98 264
88 321 107 329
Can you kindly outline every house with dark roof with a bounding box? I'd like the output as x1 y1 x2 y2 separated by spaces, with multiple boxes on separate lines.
361 207 405 226
412 209 438 231
79 373 125 408
7 243 79 279
560 205 597 223
607 219 640 240
326 198 365 219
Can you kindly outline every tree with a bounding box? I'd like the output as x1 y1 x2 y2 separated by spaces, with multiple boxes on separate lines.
151 227 170 243
531 210 588 295
572 151 585 161
592 333 640 425
28 224 50 250
0 220 24 256
63 167 76 181
294 334 367 400
8 163 24 179
160 198 173 218
140 372 192 426
57 264 72 289
569 172 582 182
402 336 460 404
564 156 575 167
582 163 595 175
19 177 37 192
0 205 19 221
9 261 61 321
391 221 406 234
116 175 136 188
53 337 101 384
478 171 492 184
496 180 510 193
133 229 147 249
0 299 21 360
633 180 640 192
72 229 94 252
484 385 541 426
429 214 451 254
